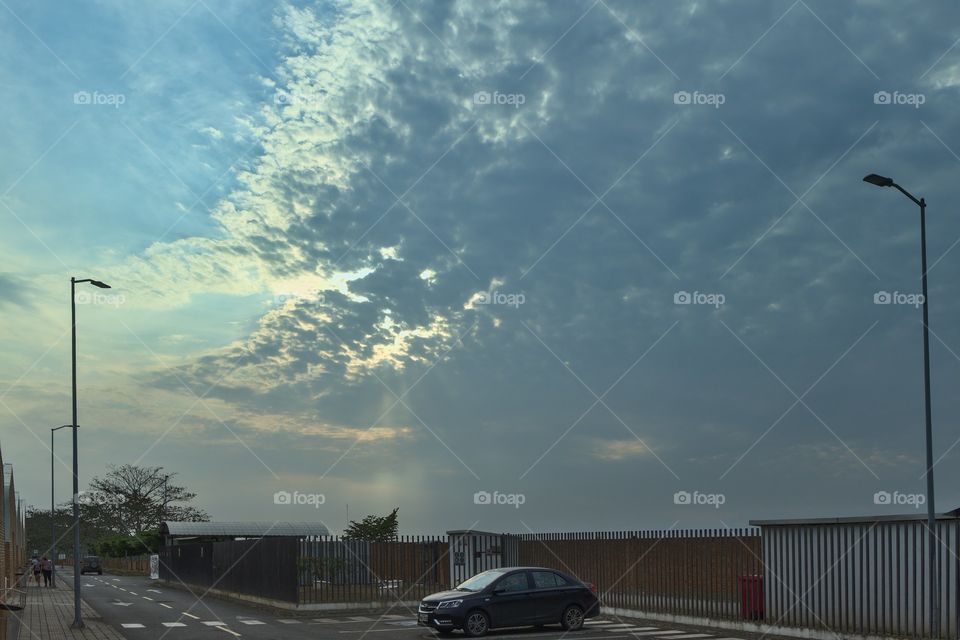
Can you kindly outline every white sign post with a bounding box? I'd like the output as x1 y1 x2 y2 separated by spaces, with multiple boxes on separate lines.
149 554 159 580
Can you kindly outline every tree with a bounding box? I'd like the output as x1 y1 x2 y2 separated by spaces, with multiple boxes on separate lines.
87 464 209 536
343 507 399 541
25 464 209 558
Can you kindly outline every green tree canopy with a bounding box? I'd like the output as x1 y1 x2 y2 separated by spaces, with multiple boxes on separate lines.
343 507 399 541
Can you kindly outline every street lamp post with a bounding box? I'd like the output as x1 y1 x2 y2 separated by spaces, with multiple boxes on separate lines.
50 425 71 588
863 174 938 635
70 277 110 629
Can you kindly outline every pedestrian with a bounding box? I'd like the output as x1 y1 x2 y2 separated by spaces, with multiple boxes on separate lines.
31 557 41 587
41 556 53 587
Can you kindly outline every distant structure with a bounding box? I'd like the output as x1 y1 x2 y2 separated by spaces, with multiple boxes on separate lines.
1 452 26 597
160 521 330 546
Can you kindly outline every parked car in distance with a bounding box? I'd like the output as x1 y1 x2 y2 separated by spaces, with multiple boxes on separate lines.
418 567 599 637
80 555 102 575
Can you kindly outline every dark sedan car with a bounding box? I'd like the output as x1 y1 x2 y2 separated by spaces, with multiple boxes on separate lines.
417 567 599 637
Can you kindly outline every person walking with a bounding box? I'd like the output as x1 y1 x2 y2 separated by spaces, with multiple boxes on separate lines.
41 556 53 587
31 557 41 587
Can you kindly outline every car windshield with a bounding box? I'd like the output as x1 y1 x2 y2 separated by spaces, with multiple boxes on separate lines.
455 569 507 592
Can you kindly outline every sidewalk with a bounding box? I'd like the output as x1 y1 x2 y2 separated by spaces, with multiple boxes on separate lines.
12 573 124 640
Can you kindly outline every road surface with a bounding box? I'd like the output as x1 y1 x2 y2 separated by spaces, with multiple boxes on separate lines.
65 569 747 640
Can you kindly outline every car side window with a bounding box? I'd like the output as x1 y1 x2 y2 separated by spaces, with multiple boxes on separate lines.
532 571 560 589
496 572 529 592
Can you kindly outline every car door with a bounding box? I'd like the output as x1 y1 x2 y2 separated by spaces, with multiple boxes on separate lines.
485 571 533 628
530 570 566 623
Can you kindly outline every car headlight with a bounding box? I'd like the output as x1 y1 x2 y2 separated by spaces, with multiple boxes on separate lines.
436 600 463 609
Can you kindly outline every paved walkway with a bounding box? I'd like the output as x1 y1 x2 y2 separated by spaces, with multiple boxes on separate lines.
13 573 124 640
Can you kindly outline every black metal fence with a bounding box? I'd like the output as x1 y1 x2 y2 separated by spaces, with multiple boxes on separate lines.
160 537 298 603
157 524 959 639
517 529 764 622
297 535 449 605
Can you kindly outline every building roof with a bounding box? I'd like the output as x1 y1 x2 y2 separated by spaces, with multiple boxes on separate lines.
161 521 329 537
750 510 960 526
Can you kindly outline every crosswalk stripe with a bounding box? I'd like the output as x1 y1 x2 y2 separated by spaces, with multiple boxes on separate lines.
239 619 265 625
162 622 186 628
627 631 690 637
278 619 302 624
602 624 645 629
121 623 145 629
202 621 227 626
662 634 713 639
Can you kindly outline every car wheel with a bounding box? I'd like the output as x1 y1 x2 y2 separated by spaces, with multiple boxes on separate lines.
561 605 585 631
463 610 489 637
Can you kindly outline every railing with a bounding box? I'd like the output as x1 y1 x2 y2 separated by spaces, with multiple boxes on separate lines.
297 535 449 606
517 529 763 622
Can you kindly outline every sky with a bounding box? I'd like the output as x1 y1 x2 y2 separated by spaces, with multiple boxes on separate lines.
2 0 960 535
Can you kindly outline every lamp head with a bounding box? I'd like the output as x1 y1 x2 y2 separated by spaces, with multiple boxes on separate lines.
863 173 894 187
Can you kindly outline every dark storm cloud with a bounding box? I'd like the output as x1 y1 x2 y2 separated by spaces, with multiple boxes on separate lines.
111 0 960 529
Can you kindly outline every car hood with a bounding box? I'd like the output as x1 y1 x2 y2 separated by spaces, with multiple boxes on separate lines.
422 589 478 603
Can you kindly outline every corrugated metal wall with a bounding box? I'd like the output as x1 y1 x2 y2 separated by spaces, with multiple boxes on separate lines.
763 519 957 637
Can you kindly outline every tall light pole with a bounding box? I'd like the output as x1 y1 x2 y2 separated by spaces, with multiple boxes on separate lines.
863 174 938 635
50 424 71 588
70 276 110 629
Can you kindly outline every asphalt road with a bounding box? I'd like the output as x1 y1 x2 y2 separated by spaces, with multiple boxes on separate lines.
65 570 742 640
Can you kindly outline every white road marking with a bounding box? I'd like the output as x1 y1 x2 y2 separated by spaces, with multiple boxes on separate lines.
238 620 265 625
182 612 200 619
129 591 138 596
277 619 302 624
628 632 689 637
159 603 173 609
162 622 187 628
338 630 424 634
147 588 162 593
217 627 242 637
347 616 375 621
121 623 145 629
664 635 713 639
203 621 227 626
112 602 133 607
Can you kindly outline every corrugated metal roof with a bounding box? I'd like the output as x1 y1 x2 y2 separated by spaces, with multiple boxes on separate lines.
162 521 330 537
750 511 960 526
